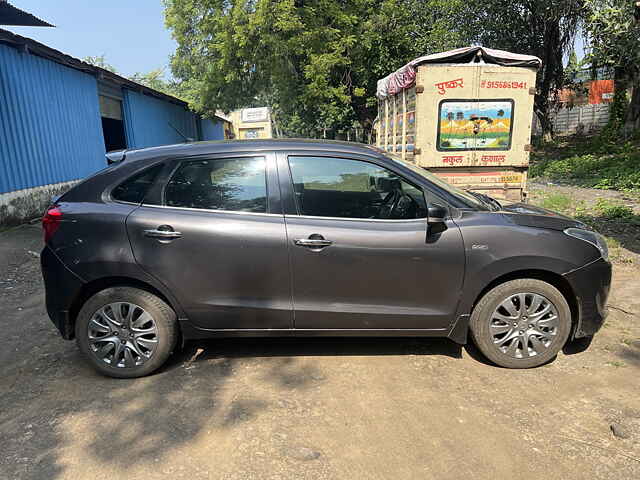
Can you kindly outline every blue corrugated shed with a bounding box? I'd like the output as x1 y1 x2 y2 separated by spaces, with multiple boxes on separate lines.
0 43 106 194
200 117 225 140
122 89 199 149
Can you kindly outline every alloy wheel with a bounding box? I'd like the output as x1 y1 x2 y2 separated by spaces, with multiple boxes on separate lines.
490 292 559 359
87 302 159 368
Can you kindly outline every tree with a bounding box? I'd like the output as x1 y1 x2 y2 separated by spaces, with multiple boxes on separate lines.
583 0 640 134
82 54 190 103
164 0 472 137
463 0 583 141
129 68 190 101
82 54 117 73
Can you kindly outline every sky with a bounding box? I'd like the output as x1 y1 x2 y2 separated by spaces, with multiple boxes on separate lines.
5 1 177 78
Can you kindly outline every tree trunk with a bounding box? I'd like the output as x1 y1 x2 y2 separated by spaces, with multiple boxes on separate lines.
535 107 554 142
624 75 640 136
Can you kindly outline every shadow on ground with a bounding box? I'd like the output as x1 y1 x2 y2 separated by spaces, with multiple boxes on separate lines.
1 334 462 479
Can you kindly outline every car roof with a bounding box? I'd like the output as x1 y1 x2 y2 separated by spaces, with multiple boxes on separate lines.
122 139 385 162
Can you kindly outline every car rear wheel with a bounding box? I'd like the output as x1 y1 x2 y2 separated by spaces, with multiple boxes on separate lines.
470 279 571 369
75 287 178 378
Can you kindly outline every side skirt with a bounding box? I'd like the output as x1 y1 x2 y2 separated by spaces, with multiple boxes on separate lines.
180 320 467 342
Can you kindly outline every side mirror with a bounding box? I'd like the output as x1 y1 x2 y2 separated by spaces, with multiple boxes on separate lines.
427 203 448 223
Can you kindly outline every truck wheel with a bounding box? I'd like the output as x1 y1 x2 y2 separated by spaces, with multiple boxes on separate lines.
75 287 178 378
470 279 571 369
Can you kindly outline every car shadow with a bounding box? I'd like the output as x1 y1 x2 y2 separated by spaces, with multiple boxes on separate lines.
173 336 464 365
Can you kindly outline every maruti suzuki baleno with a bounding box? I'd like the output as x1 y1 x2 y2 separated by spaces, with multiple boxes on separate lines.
41 140 611 377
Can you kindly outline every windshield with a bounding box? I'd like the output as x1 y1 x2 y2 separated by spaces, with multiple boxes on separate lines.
383 152 490 210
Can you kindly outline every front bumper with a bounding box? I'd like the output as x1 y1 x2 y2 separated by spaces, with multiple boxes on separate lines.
41 246 84 339
563 257 612 338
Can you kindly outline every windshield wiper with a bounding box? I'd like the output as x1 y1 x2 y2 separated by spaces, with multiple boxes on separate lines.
466 190 501 211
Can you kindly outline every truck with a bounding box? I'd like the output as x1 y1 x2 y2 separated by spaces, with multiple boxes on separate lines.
376 46 541 202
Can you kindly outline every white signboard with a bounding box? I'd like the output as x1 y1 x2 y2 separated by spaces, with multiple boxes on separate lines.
241 107 269 123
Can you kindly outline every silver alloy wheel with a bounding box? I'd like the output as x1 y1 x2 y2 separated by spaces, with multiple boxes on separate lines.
490 292 559 359
87 302 159 368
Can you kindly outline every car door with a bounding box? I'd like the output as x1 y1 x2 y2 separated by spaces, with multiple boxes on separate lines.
278 152 465 331
126 152 293 331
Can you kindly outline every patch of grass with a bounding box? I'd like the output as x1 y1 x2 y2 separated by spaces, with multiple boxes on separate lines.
593 198 639 223
530 136 640 192
605 361 626 368
539 193 572 213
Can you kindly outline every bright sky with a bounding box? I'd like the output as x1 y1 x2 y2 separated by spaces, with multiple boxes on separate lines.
5 1 176 77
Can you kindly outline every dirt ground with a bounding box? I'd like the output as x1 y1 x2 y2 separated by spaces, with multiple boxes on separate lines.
1 208 639 479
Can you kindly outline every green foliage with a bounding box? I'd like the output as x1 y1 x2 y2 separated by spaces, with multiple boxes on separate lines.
584 0 640 132
463 0 583 139
584 0 640 73
82 54 117 73
593 198 638 222
539 193 572 213
128 68 190 101
163 0 472 134
530 137 640 191
82 54 191 103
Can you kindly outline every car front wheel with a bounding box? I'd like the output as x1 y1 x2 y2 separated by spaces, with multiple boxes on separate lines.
470 279 572 369
75 287 178 378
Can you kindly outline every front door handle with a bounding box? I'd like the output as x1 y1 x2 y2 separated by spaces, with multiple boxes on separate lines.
144 225 182 240
294 234 332 250
294 238 332 247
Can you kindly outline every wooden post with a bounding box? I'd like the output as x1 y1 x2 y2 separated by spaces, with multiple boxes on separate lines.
392 95 397 153
402 89 407 160
384 98 389 151
377 101 381 147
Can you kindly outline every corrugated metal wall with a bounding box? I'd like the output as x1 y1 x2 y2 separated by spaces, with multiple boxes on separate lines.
0 44 106 194
122 89 199 149
200 117 225 140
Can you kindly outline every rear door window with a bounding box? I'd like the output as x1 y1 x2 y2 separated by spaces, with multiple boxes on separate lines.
165 157 267 213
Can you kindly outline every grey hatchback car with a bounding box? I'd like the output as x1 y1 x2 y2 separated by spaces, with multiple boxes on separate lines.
41 140 611 377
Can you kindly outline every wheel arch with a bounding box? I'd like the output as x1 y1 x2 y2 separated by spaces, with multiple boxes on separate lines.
469 269 579 337
68 276 181 340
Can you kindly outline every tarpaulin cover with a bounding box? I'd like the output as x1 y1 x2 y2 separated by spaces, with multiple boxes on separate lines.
377 46 542 98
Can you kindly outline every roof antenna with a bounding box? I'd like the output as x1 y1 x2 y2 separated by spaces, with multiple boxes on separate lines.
168 121 194 142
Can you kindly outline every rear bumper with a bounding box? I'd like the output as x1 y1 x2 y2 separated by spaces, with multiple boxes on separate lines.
563 257 612 339
41 246 84 339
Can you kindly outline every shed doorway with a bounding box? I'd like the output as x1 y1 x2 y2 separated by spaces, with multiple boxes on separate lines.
99 94 127 152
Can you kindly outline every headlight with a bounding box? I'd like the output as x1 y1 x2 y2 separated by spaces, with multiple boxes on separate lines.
564 228 609 262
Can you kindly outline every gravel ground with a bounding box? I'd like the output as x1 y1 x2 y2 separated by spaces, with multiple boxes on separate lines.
1 216 639 480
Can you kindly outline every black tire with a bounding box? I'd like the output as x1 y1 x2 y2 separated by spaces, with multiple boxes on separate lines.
75 287 178 378
469 279 571 369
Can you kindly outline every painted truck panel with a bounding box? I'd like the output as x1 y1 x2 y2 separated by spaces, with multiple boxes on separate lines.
378 62 537 201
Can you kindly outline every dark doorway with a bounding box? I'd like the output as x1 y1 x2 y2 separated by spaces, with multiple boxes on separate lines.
101 117 127 152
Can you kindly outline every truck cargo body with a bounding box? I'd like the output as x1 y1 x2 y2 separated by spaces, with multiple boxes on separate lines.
377 49 539 202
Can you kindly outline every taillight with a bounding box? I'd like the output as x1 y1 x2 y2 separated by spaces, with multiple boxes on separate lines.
42 206 62 242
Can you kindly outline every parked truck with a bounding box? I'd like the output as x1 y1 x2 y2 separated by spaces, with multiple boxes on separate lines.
376 46 541 202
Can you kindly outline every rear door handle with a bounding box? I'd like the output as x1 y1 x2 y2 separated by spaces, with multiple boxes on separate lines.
144 228 182 239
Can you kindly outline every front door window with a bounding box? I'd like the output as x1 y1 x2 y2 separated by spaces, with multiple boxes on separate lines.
288 156 427 220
